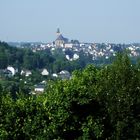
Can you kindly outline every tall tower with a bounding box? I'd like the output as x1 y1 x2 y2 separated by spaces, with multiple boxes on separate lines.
56 28 61 37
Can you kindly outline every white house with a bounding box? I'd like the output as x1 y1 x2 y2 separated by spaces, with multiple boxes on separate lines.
7 66 16 76
65 43 73 48
73 54 79 60
34 84 45 93
52 73 58 77
41 69 49 76
25 71 32 77
59 70 71 79
66 55 70 60
21 70 32 77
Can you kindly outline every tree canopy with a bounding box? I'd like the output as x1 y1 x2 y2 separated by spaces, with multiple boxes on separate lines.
1 53 140 139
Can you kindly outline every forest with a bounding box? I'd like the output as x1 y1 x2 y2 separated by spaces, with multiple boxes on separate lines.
1 53 140 139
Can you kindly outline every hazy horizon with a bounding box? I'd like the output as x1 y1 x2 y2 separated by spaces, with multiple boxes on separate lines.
0 0 140 43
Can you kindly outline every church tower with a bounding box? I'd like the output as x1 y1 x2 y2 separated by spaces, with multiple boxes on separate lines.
56 28 61 37
55 28 68 47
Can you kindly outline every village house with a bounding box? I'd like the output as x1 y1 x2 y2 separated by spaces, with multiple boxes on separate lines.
34 84 45 93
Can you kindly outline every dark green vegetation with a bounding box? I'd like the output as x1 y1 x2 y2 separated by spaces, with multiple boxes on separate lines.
1 54 140 139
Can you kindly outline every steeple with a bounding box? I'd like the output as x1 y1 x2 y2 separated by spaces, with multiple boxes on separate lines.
55 28 68 47
57 28 60 34
56 28 61 37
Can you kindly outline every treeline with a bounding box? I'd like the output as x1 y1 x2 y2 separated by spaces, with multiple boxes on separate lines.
0 42 93 73
0 41 55 70
1 54 140 139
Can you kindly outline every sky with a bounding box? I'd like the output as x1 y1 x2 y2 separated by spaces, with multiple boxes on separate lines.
0 0 140 43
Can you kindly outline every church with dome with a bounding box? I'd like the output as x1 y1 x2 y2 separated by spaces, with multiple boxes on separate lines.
55 28 68 47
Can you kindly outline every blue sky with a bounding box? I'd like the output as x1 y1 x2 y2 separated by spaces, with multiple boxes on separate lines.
0 0 140 43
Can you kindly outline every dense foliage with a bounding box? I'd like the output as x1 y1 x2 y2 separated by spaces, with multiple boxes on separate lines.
1 53 140 139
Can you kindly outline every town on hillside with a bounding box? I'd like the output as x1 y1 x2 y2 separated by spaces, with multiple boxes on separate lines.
9 28 140 60
1 28 140 95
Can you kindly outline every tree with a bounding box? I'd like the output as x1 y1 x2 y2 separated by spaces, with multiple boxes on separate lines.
0 53 8 69
1 53 140 139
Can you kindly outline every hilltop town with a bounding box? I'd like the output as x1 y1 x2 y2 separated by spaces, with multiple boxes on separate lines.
10 28 140 62
1 29 140 95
